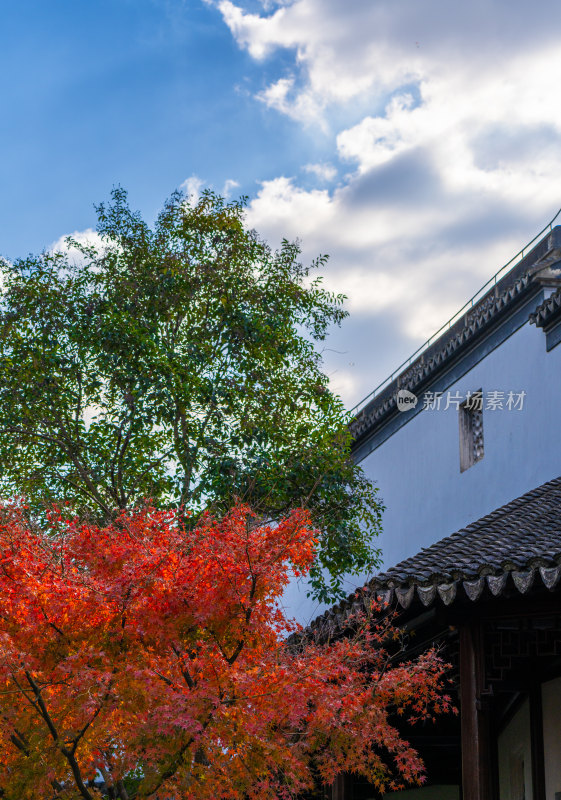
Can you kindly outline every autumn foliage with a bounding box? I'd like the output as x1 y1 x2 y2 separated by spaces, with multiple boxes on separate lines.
0 504 452 799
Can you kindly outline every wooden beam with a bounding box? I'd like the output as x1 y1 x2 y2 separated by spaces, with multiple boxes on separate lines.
459 621 493 800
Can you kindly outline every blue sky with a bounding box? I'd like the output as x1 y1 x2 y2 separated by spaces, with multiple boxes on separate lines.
1 0 297 249
3 0 561 406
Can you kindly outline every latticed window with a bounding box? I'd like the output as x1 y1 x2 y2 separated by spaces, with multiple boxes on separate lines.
459 390 484 472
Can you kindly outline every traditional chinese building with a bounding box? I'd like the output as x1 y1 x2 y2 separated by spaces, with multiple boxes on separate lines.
312 223 561 799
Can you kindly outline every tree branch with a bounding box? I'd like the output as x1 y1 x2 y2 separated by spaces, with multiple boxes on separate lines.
24 671 95 800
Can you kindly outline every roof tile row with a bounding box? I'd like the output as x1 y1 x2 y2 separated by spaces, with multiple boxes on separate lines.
350 275 533 442
530 286 561 329
308 477 561 637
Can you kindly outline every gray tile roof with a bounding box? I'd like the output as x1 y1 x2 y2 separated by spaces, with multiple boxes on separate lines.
530 286 561 329
309 478 561 637
350 275 533 443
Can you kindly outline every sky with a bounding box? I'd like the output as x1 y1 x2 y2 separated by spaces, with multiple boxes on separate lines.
2 0 561 408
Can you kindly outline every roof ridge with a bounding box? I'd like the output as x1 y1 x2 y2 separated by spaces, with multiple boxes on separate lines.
351 225 561 449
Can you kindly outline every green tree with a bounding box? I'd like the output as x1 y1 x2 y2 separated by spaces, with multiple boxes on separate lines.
0 187 381 601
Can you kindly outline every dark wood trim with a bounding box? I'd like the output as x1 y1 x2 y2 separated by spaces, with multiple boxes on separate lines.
530 682 546 800
449 591 561 626
460 621 493 800
490 722 500 800
328 773 352 800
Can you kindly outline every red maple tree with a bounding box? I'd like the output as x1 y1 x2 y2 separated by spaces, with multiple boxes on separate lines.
0 503 452 799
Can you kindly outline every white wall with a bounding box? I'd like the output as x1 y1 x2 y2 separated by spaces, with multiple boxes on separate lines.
498 698 533 800
284 313 561 625
360 319 561 571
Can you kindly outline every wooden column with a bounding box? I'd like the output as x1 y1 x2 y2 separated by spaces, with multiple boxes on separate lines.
459 621 492 800
328 773 352 800
530 682 546 800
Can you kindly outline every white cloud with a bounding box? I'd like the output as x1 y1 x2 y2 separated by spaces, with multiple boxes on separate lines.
49 228 107 268
179 175 205 203
336 93 418 172
214 0 561 120
213 0 422 118
180 175 242 202
204 1 561 404
256 77 325 127
247 177 333 237
215 0 303 61
303 162 337 182
210 0 561 406
326 369 360 407
222 178 240 198
245 163 559 405
245 176 471 338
